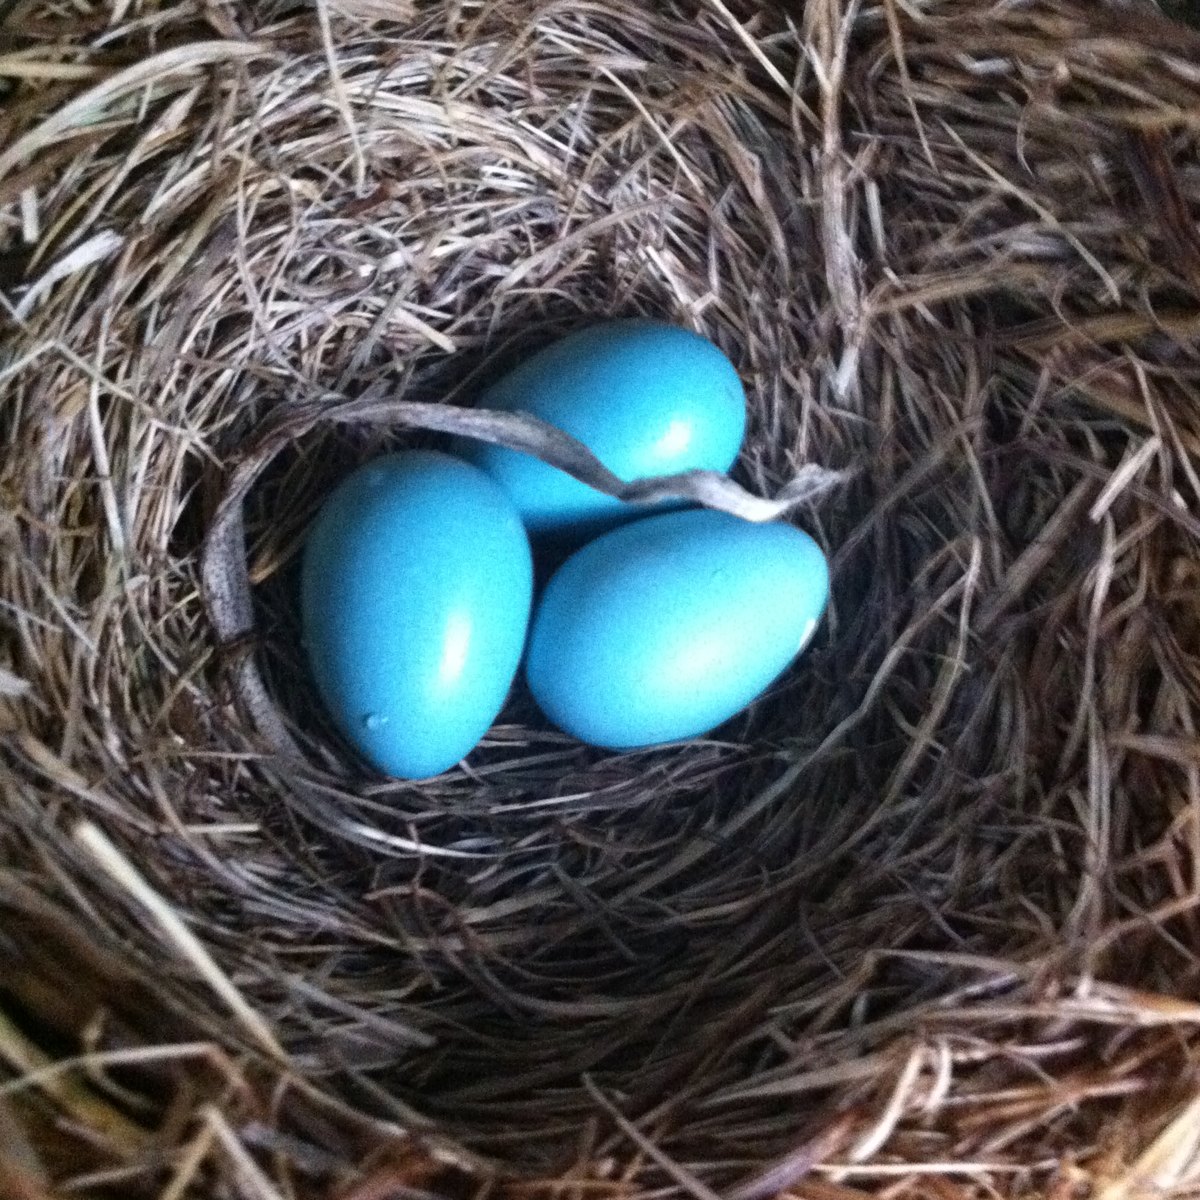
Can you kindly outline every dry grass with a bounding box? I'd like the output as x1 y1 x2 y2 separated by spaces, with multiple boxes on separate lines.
4 0 1200 1196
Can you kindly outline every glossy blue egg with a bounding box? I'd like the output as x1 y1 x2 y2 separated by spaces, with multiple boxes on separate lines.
525 509 828 749
466 320 746 539
301 451 533 779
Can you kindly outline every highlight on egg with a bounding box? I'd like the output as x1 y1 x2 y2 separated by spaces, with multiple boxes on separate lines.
301 450 533 780
466 319 747 540
524 509 829 750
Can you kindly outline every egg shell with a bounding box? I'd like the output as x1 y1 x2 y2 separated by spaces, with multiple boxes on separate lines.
466 319 746 539
301 450 533 779
525 509 828 749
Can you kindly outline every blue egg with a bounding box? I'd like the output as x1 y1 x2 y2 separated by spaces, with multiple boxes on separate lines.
466 320 746 539
301 451 533 779
525 509 828 749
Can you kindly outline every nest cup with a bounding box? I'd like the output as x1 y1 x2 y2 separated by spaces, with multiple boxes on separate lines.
4 0 1200 1195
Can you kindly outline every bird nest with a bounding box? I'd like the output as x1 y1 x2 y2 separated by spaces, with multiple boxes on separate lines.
4 1 1200 1197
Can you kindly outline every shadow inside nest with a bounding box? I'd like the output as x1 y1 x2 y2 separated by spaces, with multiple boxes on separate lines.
194 334 902 1157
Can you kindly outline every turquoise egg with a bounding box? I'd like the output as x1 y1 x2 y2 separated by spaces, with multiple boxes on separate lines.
301 451 533 779
525 509 828 749
466 320 746 539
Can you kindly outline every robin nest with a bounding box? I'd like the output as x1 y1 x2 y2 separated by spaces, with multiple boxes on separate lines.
4 1 1200 1197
